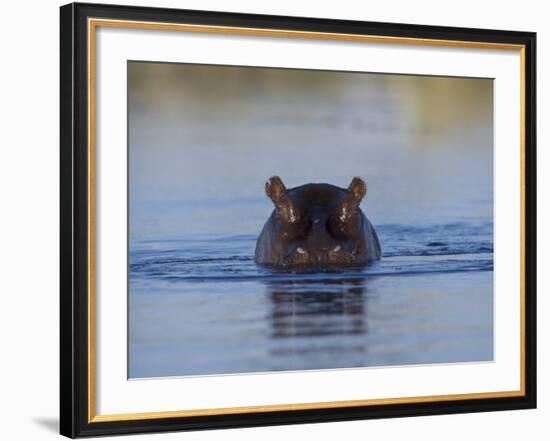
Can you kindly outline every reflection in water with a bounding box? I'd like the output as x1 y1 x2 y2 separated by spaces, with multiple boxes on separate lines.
265 277 369 366
268 278 367 338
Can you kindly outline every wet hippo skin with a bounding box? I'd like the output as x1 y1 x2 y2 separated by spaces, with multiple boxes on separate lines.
255 176 381 268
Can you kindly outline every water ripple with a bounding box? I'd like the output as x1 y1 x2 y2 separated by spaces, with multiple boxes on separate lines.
130 221 493 285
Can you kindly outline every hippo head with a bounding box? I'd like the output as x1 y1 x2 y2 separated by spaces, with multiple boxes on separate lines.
255 176 381 268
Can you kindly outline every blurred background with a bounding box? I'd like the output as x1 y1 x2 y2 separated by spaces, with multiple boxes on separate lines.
128 62 493 240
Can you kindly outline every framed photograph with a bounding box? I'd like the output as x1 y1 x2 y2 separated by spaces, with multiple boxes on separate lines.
60 2 537 438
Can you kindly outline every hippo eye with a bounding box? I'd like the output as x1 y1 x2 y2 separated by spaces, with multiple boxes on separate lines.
278 212 311 241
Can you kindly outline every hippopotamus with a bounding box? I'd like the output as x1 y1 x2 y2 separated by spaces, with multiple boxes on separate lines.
255 176 381 268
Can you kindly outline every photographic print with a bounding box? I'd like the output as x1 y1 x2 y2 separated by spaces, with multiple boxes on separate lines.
60 4 536 436
128 62 494 378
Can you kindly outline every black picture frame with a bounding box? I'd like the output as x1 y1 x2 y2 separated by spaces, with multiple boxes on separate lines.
60 2 537 438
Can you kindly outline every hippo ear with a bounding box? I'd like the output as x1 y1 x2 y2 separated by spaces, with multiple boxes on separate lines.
342 177 367 217
265 176 287 203
330 178 366 236
265 176 302 224
347 177 367 203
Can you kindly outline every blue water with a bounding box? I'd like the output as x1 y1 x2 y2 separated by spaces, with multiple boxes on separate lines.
127 62 494 378
130 222 493 282
129 220 493 378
